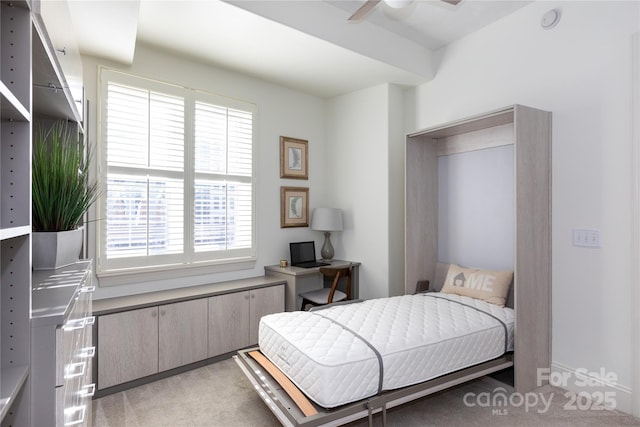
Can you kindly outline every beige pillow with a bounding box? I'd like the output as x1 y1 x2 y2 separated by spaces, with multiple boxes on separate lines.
441 264 513 307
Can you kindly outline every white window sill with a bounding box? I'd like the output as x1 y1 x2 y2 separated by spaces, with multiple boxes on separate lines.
96 258 257 287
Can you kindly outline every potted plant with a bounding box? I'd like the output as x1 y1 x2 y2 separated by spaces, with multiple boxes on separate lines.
32 120 99 270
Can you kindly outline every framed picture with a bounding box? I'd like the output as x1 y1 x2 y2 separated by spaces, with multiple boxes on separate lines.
280 136 308 179
280 186 309 228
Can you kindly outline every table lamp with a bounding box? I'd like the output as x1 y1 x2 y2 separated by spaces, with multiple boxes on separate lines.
311 207 343 261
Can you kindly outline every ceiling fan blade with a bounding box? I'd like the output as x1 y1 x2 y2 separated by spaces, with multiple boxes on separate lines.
441 0 462 5
348 0 382 21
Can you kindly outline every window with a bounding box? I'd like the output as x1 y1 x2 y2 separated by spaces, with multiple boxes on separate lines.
97 69 256 277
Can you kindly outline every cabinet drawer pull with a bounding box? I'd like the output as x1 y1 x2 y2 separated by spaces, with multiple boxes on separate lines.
63 319 84 331
77 346 95 358
80 285 96 293
64 405 86 426
80 383 96 397
64 362 86 379
65 316 95 331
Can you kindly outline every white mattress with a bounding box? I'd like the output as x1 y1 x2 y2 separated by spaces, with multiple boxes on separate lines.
259 293 514 408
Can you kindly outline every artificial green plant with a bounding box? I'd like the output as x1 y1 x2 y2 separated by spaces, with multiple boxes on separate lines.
32 120 99 232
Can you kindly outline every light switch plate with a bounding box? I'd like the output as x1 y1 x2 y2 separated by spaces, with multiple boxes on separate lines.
573 228 601 248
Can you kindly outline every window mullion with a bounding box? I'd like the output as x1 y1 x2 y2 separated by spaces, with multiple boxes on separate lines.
184 92 196 261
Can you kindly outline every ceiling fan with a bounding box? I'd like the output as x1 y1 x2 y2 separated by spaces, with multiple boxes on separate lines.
348 0 461 21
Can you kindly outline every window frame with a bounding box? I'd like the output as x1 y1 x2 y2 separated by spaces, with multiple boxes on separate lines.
96 68 257 281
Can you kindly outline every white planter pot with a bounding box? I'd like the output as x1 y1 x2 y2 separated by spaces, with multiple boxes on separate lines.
32 227 84 270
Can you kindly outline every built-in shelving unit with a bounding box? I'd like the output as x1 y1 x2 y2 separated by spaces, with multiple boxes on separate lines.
0 0 86 425
1 1 33 425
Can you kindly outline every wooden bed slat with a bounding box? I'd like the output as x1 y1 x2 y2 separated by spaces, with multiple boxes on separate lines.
248 350 318 417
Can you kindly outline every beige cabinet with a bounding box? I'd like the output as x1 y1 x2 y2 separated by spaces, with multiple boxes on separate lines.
98 299 209 389
98 307 159 390
96 282 285 393
249 285 285 343
208 285 284 357
158 299 208 371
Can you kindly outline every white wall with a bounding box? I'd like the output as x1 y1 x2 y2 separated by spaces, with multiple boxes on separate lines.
83 43 329 299
326 84 403 299
407 0 639 413
437 144 514 271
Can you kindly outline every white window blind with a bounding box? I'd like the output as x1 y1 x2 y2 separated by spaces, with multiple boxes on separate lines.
98 70 256 277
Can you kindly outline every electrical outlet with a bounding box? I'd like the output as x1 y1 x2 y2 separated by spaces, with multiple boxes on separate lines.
573 228 601 248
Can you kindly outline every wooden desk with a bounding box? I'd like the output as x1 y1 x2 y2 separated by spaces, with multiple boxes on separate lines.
265 260 361 311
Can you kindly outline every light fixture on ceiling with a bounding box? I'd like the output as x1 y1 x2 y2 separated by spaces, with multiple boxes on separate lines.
384 0 413 9
541 8 561 30
348 0 460 21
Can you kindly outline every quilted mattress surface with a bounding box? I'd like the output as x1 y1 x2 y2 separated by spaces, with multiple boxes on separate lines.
259 293 514 408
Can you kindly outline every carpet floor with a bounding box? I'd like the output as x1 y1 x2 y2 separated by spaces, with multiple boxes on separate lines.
91 358 640 427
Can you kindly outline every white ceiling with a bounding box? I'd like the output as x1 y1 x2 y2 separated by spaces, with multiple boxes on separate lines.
67 0 533 98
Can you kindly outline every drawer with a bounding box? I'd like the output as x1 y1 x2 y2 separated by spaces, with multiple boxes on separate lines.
56 315 95 386
61 359 95 427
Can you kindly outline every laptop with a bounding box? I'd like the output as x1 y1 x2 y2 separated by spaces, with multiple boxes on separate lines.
290 241 330 268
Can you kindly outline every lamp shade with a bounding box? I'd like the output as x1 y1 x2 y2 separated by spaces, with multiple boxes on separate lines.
311 208 343 232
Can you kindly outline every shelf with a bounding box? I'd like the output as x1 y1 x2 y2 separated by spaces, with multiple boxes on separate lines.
0 226 30 241
0 365 29 421
0 81 30 122
32 14 83 125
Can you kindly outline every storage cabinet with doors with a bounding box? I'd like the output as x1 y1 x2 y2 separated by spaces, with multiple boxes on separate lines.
93 278 286 395
98 299 209 390
31 261 95 427
97 306 159 390
159 299 208 372
208 285 285 357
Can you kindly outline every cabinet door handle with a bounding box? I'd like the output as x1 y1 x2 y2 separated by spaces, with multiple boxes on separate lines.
160 310 166 316
251 293 255 299
151 311 158 318
64 405 86 426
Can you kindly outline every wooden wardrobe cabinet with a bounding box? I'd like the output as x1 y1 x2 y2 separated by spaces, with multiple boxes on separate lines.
405 105 551 394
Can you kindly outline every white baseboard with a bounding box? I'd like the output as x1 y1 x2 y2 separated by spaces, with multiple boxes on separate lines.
551 362 633 415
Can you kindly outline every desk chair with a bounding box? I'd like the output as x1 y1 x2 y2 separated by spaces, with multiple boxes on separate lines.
299 265 352 311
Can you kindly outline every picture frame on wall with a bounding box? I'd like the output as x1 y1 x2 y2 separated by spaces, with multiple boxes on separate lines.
280 186 309 228
280 136 308 179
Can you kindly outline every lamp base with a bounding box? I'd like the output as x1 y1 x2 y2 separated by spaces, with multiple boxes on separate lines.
320 231 335 261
